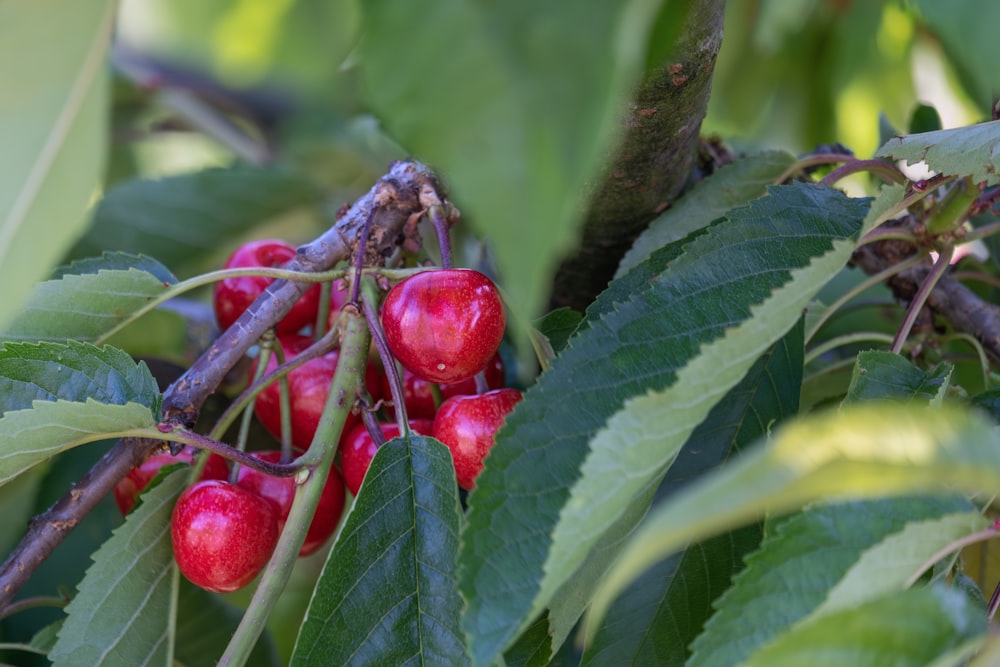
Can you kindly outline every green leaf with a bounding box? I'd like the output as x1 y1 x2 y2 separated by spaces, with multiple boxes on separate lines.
2 263 176 343
876 120 1000 186
582 322 804 666
359 0 666 326
0 400 157 485
71 166 322 278
616 150 796 276
291 435 467 666
503 615 553 667
533 308 583 356
741 585 986 667
844 351 952 405
586 402 1000 636
688 497 974 667
815 511 992 617
175 580 281 667
52 252 177 285
0 341 160 415
0 0 113 331
461 182 869 665
49 469 185 667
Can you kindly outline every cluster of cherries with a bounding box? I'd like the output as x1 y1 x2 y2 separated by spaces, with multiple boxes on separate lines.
113 238 521 593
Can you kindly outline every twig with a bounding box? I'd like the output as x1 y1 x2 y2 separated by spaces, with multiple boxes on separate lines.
0 160 444 612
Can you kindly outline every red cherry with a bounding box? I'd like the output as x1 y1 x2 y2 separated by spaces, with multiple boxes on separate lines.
340 419 435 496
213 239 321 335
171 480 280 593
252 335 383 451
382 353 505 419
380 269 505 384
432 389 522 490
114 447 228 516
236 451 346 557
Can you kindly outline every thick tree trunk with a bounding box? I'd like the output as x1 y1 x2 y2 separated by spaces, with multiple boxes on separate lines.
551 0 726 311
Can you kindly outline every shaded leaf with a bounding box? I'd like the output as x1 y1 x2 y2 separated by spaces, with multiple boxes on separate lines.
71 166 322 277
533 308 583 356
2 265 176 343
49 469 185 666
616 150 796 276
359 0 666 327
52 252 177 285
291 435 467 666
876 120 1000 186
586 402 1000 635
688 497 973 667
844 351 952 405
0 0 113 331
742 585 986 667
461 182 869 665
582 321 804 666
175 580 281 667
0 400 157 485
503 615 553 667
0 341 160 415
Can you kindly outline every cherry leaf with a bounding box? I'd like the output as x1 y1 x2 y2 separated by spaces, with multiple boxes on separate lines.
291 435 467 666
48 469 185 667
876 119 1000 186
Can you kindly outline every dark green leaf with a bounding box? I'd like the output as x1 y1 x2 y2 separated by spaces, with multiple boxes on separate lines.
743 584 986 667
291 435 467 666
1 266 175 343
582 321 804 666
844 351 952 405
909 103 943 134
0 341 160 415
175 580 280 667
688 496 973 667
533 308 582 356
359 0 666 326
0 0 113 331
503 615 553 667
876 120 1000 186
616 150 796 276
586 402 1000 634
460 182 869 665
49 469 185 667
71 166 322 278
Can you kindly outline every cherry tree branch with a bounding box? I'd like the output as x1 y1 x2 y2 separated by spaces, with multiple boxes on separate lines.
0 160 444 612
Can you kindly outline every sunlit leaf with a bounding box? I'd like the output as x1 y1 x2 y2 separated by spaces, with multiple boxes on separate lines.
586 402 1000 636
49 469 185 667
876 120 1000 186
461 182 869 665
0 0 114 331
291 435 467 666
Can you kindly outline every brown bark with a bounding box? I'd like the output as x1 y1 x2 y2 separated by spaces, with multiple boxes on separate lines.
551 0 726 311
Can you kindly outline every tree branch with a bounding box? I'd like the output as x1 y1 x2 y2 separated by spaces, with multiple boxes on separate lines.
0 160 444 612
550 0 726 311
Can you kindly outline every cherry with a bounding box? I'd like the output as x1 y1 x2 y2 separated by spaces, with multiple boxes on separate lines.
382 353 506 419
380 269 505 384
432 388 522 490
213 239 321 335
235 451 346 556
171 480 280 593
114 447 229 516
252 334 383 451
340 419 434 496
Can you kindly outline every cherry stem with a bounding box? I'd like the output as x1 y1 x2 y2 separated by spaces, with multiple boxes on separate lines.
0 595 67 620
153 427 300 478
891 245 955 354
219 306 371 666
820 159 907 187
360 277 410 434
360 404 387 448
429 205 453 269
774 152 857 184
349 206 379 306
474 371 490 395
